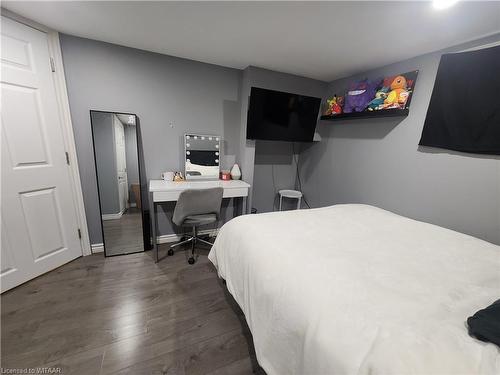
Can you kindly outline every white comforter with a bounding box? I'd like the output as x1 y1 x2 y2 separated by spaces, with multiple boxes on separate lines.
208 204 500 375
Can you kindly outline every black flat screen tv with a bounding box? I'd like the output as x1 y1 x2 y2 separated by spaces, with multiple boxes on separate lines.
246 87 321 142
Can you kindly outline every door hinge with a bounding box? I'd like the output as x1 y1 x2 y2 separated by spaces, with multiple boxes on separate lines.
78 229 82 239
50 57 56 72
65 151 70 165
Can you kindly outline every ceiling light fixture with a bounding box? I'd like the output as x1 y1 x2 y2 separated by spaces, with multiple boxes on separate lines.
433 0 459 10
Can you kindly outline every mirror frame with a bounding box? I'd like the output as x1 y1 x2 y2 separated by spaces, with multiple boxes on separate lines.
89 110 151 257
184 133 221 181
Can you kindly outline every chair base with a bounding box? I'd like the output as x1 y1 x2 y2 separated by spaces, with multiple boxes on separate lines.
169 226 214 264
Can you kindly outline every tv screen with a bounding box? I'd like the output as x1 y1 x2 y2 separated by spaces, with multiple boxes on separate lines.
246 87 321 142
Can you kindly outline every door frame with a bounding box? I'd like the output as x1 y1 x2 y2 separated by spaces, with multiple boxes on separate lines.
113 116 128 212
2 9 91 256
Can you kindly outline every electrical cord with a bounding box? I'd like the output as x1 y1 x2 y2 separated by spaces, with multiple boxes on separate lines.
271 163 278 211
292 142 311 209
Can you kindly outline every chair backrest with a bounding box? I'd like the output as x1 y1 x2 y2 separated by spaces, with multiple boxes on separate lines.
172 187 223 226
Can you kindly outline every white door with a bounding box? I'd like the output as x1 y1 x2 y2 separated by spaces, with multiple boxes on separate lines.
1 17 82 293
113 115 128 212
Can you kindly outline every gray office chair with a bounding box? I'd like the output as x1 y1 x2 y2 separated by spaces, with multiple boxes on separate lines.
168 187 223 264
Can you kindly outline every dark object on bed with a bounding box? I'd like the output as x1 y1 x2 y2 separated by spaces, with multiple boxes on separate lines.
419 45 500 155
467 299 500 347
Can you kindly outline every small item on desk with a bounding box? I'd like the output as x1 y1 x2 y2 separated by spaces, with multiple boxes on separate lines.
161 171 174 181
230 164 241 180
173 171 185 182
220 170 231 180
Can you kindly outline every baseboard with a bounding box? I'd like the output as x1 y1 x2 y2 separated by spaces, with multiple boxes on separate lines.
102 210 124 220
157 228 219 244
91 243 104 253
90 229 218 254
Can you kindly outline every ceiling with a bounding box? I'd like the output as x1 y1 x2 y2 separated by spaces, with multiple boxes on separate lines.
3 1 500 81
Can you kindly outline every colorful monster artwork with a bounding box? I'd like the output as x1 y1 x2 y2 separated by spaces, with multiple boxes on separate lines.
334 96 344 114
383 75 408 108
325 97 336 115
367 87 389 111
322 71 418 118
343 79 381 113
380 71 418 110
324 95 344 115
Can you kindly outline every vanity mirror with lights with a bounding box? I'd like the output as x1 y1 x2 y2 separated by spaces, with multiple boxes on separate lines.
184 134 221 180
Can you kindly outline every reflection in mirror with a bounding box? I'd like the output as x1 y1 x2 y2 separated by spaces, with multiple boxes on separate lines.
185 134 220 180
91 111 144 256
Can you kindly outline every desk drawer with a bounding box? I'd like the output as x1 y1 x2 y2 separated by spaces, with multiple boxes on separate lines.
153 187 248 202
153 191 181 202
222 187 248 199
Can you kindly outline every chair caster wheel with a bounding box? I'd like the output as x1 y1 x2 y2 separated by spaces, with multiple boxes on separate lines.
167 249 174 256
188 257 195 265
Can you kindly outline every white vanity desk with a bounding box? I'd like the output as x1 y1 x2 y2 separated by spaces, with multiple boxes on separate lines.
149 179 251 262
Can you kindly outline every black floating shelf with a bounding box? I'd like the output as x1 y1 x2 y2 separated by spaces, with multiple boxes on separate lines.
320 108 409 122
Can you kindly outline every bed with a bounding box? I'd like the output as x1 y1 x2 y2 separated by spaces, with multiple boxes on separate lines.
208 204 500 374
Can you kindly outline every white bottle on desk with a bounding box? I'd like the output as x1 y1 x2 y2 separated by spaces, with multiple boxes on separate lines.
230 164 241 180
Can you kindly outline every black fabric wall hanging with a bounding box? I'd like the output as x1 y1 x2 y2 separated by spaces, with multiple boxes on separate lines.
419 45 500 155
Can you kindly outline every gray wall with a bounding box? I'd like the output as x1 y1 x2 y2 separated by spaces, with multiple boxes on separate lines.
253 141 299 213
91 112 120 215
60 34 242 244
299 35 500 245
63 32 499 245
124 123 140 205
237 66 327 213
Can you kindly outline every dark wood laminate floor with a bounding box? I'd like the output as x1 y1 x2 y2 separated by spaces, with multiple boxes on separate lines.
1 246 261 375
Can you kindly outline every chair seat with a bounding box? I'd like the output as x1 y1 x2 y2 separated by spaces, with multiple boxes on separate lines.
279 189 303 199
183 213 218 226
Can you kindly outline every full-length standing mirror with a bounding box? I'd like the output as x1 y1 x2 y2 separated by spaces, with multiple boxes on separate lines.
90 111 148 256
